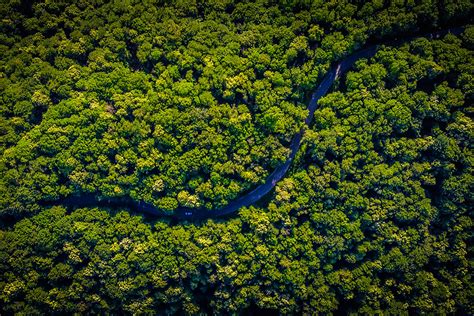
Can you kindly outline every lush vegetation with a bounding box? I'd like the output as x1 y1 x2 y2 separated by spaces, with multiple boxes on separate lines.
2 0 472 214
1 0 473 314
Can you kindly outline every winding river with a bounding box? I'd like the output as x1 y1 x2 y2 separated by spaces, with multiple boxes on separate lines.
44 27 463 220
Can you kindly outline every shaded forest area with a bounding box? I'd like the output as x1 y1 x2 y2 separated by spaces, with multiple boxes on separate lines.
0 0 473 314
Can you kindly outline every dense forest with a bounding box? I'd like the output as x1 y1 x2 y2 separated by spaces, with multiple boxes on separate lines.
1 0 473 314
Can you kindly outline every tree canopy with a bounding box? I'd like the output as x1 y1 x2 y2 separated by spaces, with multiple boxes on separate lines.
0 0 473 314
